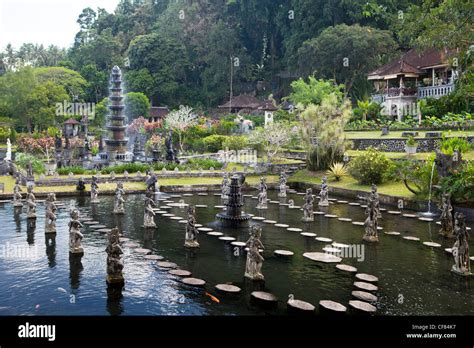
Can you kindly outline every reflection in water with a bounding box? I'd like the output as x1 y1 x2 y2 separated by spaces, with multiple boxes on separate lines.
13 207 22 233
106 284 124 316
69 253 84 290
45 234 56 268
90 202 98 218
26 219 36 245
143 228 154 248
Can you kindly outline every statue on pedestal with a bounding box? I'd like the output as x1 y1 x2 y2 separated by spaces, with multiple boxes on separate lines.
12 180 23 207
369 184 381 218
69 209 84 254
245 225 264 280
184 205 199 248
256 177 268 209
451 212 471 276
439 192 454 238
145 172 158 192
106 227 124 284
44 193 57 233
165 130 178 163
278 171 288 198
6 138 11 161
144 190 156 228
90 175 100 203
302 188 314 222
26 185 37 219
318 176 329 206
363 194 379 242
114 182 125 214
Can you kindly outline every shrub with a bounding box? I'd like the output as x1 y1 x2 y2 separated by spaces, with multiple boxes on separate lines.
202 135 227 152
439 162 474 203
406 136 417 147
15 152 46 174
327 162 347 181
0 127 11 142
348 147 390 184
56 166 97 175
222 135 248 151
101 163 151 174
439 136 471 155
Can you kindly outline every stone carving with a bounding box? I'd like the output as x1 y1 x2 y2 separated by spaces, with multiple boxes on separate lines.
69 209 84 254
256 177 268 209
113 182 125 214
106 227 124 284
363 192 379 242
451 213 471 276
216 174 251 225
12 180 23 207
369 184 381 218
302 188 314 222
145 172 158 192
144 190 156 228
278 171 288 198
438 192 454 238
76 177 86 191
184 205 199 248
244 225 264 280
26 185 37 219
318 176 329 206
90 175 100 203
44 193 57 233
165 130 178 163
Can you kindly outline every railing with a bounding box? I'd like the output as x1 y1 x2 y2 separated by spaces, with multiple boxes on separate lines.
371 94 386 104
418 84 454 99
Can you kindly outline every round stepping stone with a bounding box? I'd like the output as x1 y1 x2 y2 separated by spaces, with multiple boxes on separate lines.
269 200 280 204
84 221 100 225
314 211 326 215
163 200 174 203
287 299 315 312
287 227 302 232
123 242 139 248
319 300 346 313
349 300 377 313
197 227 213 232
436 221 441 225
195 224 203 228
338 218 352 222
251 291 277 303
197 193 208 196
324 214 338 218
135 248 151 254
80 217 93 222
403 236 420 241
348 202 360 206
162 214 175 217
315 237 332 243
153 210 166 214
352 291 377 302
245 247 263 253
289 205 301 209
354 282 378 292
263 220 277 224
178 220 187 224
423 242 442 248
214 205 226 209
219 236 236 242
355 273 378 283
332 242 350 249
119 237 130 242
303 252 341 263
215 284 241 293
385 231 401 236
301 232 317 237
252 216 265 221
322 247 341 253
275 224 289 228
160 206 172 209
183 193 193 196
182 277 206 287
231 241 246 247
328 198 337 202
170 216 183 220
377 227 383 230
379 208 387 212
170 195 182 198
337 200 348 204
467 227 471 231
213 193 222 196
336 264 357 273
144 254 164 261
247 214 255 217
90 224 107 229
470 256 474 261
296 192 306 195
169 269 191 277
274 250 294 257
418 217 434 222
387 211 401 215
444 248 453 254
157 261 177 269
243 194 253 197
360 205 368 208
352 221 364 226
207 231 224 236
403 214 417 218
279 203 289 206
97 228 112 234
195 205 208 208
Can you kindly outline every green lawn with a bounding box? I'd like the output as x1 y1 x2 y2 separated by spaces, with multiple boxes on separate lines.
289 169 415 198
345 130 474 139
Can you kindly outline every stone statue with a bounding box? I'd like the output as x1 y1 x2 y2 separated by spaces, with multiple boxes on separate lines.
44 193 57 233
26 185 37 219
54 134 62 152
245 225 264 280
6 138 11 161
451 212 471 276
302 188 314 222
363 194 379 242
318 176 329 206
278 171 288 198
106 227 124 284
165 130 178 163
26 161 34 179
76 177 86 191
439 192 454 238
145 172 158 192
369 184 381 218
113 182 125 214
90 175 100 203
12 180 23 207
256 177 268 209
184 205 200 248
144 190 156 228
69 209 84 254
221 172 230 200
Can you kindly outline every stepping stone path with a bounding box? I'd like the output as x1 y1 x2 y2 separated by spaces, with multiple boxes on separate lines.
352 221 364 226
352 291 377 302
274 250 294 257
219 236 236 242
169 269 192 277
144 254 164 261
135 248 151 254
263 220 277 224
215 284 241 293
319 300 347 313
197 227 213 232
315 237 332 243
423 242 442 248
275 224 289 228
157 261 177 269
251 291 277 303
252 216 265 221
207 232 224 236
403 236 420 241
418 217 434 222
355 273 378 283
354 281 378 292
338 218 352 222
182 277 206 287
303 252 341 263
231 241 246 247
387 211 402 215
349 300 377 313
403 214 417 218
301 232 317 237
385 231 401 236
287 299 315 312
123 242 139 248
324 214 338 218
336 264 357 273
287 227 302 232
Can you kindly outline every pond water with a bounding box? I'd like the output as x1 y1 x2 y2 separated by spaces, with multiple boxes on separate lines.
0 191 472 316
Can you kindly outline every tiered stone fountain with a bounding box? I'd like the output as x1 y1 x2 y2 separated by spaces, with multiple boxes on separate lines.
216 174 251 226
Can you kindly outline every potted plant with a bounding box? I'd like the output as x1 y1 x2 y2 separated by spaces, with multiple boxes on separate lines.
405 136 418 154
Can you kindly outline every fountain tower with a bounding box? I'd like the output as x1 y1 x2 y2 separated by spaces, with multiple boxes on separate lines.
216 174 251 226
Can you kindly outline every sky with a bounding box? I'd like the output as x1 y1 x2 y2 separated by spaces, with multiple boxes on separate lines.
0 0 120 50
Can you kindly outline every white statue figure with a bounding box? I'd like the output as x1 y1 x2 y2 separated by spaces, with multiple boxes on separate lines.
451 213 471 276
6 138 11 161
245 225 265 280
318 176 329 207
69 209 84 254
302 188 314 222
26 185 37 219
44 193 57 233
12 180 23 207
143 190 156 228
278 171 288 198
90 175 100 204
256 177 268 209
184 205 200 248
113 182 125 214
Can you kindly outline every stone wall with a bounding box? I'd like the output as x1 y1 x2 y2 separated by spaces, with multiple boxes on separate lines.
351 136 474 152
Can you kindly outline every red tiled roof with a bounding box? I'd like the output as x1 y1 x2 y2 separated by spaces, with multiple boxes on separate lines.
218 94 262 109
149 106 169 118
64 118 80 125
